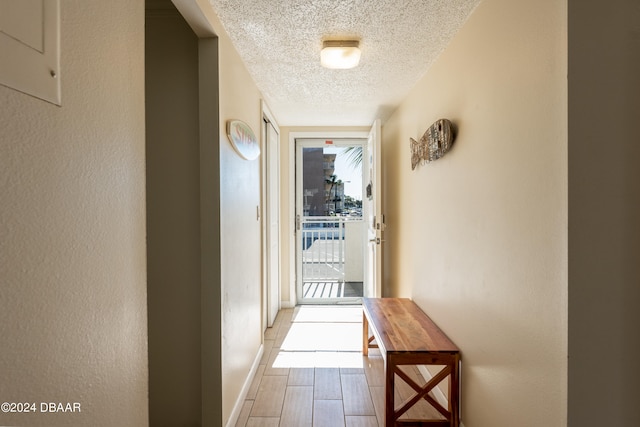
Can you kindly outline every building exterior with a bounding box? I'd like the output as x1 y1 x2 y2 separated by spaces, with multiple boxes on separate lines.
302 150 345 216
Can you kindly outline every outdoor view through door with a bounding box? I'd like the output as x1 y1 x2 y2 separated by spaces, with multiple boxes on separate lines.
296 140 365 303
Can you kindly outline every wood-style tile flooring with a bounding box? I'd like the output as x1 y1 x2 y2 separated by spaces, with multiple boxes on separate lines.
235 305 438 427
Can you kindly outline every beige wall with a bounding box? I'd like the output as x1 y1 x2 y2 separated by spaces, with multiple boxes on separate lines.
151 1 270 423
568 0 640 425
146 5 204 425
215 11 264 427
382 0 568 425
0 1 148 426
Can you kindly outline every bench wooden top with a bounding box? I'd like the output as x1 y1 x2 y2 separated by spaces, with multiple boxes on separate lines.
363 298 459 353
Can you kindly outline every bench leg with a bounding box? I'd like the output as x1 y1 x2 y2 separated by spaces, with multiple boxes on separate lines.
386 355 396 426
362 311 369 356
449 355 460 427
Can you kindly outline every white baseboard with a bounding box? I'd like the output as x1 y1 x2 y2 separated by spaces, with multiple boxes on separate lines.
280 300 295 308
225 344 264 427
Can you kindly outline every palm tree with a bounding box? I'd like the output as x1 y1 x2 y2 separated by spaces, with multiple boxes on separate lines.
342 146 363 169
325 174 343 215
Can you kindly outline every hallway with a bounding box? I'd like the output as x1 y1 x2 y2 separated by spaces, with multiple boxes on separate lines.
235 306 441 426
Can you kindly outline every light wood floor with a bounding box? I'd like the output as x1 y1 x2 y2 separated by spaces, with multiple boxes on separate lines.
235 306 439 427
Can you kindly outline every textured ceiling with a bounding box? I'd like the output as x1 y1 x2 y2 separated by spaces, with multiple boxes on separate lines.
209 0 481 126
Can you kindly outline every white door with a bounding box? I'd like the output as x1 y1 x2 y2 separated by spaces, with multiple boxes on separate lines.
364 119 383 298
295 138 366 304
265 118 280 326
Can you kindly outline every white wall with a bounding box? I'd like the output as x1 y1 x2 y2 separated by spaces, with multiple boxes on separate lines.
382 0 567 425
344 222 364 282
0 1 148 426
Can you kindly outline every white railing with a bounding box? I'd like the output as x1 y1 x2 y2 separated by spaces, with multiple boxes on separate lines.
301 216 348 282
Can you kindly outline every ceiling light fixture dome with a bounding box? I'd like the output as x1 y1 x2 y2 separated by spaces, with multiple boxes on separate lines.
321 40 361 69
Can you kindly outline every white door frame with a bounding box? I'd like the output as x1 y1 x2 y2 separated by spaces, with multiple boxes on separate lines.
365 119 383 298
287 130 370 307
261 101 280 329
294 138 367 304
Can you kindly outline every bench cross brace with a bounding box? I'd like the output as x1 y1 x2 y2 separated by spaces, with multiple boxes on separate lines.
394 364 452 420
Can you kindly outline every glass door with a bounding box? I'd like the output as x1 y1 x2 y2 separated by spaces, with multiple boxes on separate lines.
295 139 366 304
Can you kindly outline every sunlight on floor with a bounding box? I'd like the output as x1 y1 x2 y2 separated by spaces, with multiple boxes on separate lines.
280 323 361 352
292 305 363 323
272 350 365 369
271 305 367 369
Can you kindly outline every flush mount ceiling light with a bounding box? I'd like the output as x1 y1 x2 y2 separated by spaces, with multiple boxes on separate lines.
321 40 361 69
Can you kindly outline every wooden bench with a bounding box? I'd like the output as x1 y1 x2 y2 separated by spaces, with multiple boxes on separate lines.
362 298 460 426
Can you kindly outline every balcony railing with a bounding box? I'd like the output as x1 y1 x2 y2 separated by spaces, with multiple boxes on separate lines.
301 216 346 282
300 216 364 299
